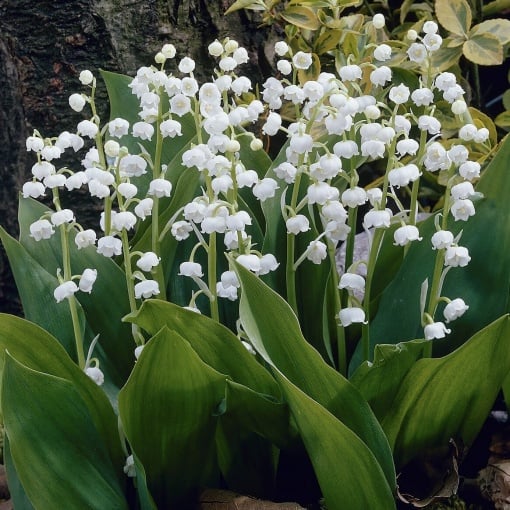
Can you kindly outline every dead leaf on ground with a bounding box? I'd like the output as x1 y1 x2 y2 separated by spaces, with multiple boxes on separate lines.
197 489 306 509
397 439 460 507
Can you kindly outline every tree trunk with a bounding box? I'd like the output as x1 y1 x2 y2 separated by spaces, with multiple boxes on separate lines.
0 0 270 314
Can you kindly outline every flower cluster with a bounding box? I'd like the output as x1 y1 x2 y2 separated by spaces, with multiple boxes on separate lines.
22 14 489 384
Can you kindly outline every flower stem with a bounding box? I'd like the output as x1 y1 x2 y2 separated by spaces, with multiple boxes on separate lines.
327 239 346 375
120 230 144 345
286 173 303 315
208 232 219 322
59 223 85 368
360 227 384 362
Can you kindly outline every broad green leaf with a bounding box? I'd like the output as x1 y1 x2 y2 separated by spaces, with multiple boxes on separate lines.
4 436 35 510
3 355 128 510
0 228 79 357
314 30 342 55
381 316 510 468
274 371 396 510
280 6 320 30
350 340 428 421
430 44 464 72
126 299 279 396
17 198 134 383
503 89 510 111
471 18 510 44
223 380 292 448
483 0 510 16
400 0 415 24
224 0 266 14
0 314 124 471
215 408 278 499
495 110 510 129
356 135 510 364
435 0 472 36
118 327 226 508
234 262 396 489
463 32 503 65
131 453 158 510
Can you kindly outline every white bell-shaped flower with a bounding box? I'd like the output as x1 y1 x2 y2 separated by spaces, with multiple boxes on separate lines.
75 229 96 249
339 307 367 327
97 236 122 257
179 262 204 278
424 321 450 340
54 281 79 303
339 273 365 292
443 298 469 323
286 215 310 235
137 252 161 272
393 225 422 246
444 246 471 267
134 280 160 299
79 268 98 293
85 366 104 386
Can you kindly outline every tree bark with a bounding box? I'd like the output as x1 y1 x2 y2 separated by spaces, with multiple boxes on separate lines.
0 0 270 314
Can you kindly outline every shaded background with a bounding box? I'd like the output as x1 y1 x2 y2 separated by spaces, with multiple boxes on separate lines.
0 0 272 315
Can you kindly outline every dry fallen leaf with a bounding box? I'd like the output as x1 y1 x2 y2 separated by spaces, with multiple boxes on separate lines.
397 439 460 508
197 489 306 509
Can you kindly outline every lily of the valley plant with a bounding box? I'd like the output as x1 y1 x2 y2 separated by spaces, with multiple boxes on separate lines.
2 5 510 509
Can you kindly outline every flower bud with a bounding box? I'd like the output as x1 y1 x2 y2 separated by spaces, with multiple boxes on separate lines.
372 13 385 29
161 44 176 59
104 140 120 158
208 40 224 57
85 366 104 385
69 93 86 112
79 268 98 293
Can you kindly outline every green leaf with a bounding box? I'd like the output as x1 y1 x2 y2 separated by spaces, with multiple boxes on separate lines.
381 316 510 468
215 404 278 499
503 89 510 111
234 262 396 490
435 0 472 36
126 299 279 396
430 44 464 73
0 227 80 358
463 32 503 65
495 110 510 129
280 6 320 30
314 30 342 55
2 355 128 510
223 380 292 448
471 18 510 45
0 314 124 473
3 436 36 510
131 453 158 510
274 371 396 509
350 340 428 421
118 327 226 508
224 0 266 14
